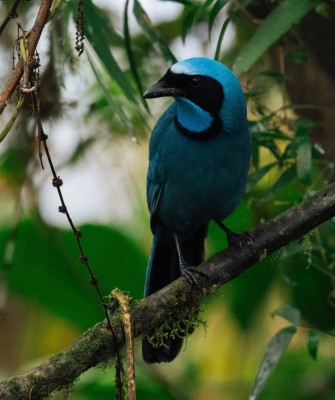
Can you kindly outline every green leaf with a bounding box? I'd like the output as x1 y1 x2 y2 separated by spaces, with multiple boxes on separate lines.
182 0 215 41
133 0 176 63
86 50 132 133
251 141 260 168
296 132 312 184
68 137 97 164
84 0 137 103
252 132 282 161
0 147 30 184
233 0 319 75
123 0 149 111
208 0 229 39
272 305 302 325
214 16 231 60
6 220 146 329
295 119 315 184
307 330 320 360
285 257 335 331
0 94 25 143
250 326 297 400
250 70 287 81
264 165 296 200
287 51 309 65
182 5 198 40
252 129 291 142
246 162 277 192
315 2 333 18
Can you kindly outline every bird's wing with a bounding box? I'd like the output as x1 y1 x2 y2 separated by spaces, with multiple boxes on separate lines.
147 163 163 233
146 104 176 233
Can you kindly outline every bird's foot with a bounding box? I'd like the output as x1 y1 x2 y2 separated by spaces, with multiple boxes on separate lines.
215 221 257 255
179 262 208 289
227 231 257 254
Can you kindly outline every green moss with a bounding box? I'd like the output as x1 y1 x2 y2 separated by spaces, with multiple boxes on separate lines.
302 231 314 269
5 378 21 397
58 383 74 399
145 303 207 348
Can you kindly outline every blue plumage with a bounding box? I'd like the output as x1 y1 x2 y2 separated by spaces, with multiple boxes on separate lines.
142 57 251 363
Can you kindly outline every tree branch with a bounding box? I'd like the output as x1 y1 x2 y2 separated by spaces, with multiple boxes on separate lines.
0 0 53 115
0 0 22 36
1 182 335 399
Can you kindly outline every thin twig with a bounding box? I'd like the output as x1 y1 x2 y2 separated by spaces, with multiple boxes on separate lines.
0 0 21 36
30 89 118 344
0 0 53 115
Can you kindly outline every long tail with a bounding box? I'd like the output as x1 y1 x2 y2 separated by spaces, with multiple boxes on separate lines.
142 225 206 363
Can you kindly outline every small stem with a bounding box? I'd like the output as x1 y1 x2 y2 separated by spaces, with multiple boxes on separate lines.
0 0 53 115
0 0 21 36
30 89 118 344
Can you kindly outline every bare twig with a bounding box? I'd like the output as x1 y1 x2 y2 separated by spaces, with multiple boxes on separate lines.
0 181 335 399
0 0 22 35
0 94 24 143
0 0 53 115
30 89 117 341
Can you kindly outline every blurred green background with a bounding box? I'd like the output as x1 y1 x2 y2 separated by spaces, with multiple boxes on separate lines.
1 0 335 399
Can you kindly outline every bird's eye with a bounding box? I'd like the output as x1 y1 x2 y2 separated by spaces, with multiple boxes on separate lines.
189 76 201 87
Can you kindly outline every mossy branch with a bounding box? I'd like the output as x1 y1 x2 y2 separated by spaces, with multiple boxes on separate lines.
1 182 335 399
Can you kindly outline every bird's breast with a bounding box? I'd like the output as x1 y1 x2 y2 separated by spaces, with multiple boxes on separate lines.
151 122 250 236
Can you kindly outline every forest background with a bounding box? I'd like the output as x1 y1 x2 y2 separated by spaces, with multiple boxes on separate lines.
1 0 335 399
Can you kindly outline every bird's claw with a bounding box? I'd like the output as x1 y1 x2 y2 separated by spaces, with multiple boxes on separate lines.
227 231 257 254
179 262 208 289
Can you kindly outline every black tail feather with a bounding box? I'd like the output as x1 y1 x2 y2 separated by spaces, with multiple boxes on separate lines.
142 225 206 363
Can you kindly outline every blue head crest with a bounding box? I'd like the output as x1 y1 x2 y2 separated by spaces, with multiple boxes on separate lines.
171 58 234 82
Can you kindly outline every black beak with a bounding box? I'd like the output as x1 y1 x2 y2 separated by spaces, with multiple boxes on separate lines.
143 79 185 99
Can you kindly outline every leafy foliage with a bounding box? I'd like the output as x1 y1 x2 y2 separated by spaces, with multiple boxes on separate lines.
250 326 297 400
0 220 147 329
232 0 320 75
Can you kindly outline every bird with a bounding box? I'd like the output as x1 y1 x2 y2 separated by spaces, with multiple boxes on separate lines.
142 57 251 363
